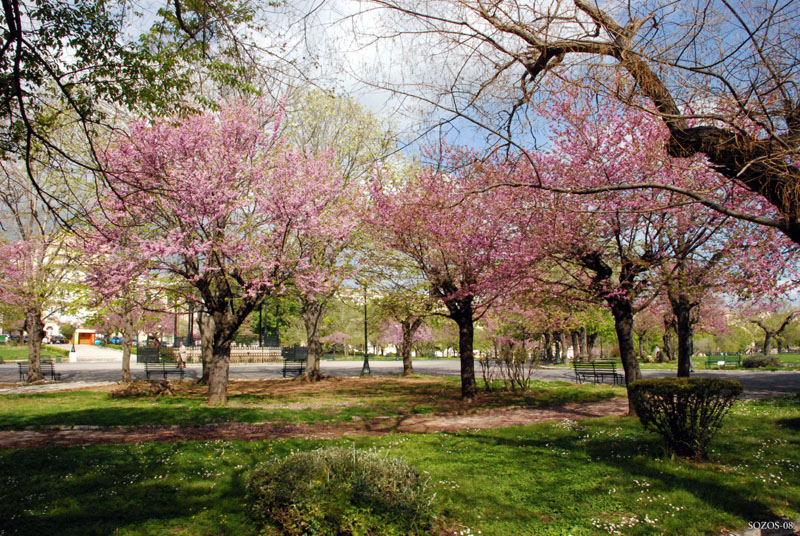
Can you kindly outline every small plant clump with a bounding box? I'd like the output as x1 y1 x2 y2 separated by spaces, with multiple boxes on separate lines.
246 447 436 536
742 355 782 368
629 378 743 460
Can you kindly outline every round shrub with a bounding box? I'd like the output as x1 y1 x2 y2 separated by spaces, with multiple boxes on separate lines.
629 378 743 460
742 355 781 368
246 447 435 536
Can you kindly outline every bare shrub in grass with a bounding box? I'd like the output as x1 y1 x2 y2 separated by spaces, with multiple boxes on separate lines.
629 378 743 460
480 346 539 392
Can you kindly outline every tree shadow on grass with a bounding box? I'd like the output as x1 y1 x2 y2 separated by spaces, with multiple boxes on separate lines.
0 405 273 429
778 417 800 431
456 423 784 525
0 442 259 536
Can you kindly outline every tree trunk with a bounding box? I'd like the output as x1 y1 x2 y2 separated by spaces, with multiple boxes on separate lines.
579 327 588 360
198 312 213 385
301 300 326 382
121 329 133 383
609 299 642 415
662 331 672 360
586 332 597 358
560 331 571 363
399 322 413 376
669 292 696 378
571 331 581 362
24 307 44 382
552 331 562 363
207 331 232 406
543 332 553 362
204 308 241 406
447 298 476 399
763 331 773 355
400 317 423 376
754 312 796 356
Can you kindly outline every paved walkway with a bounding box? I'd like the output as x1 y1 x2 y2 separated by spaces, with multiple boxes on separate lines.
0 381 116 395
0 358 797 398
47 343 123 361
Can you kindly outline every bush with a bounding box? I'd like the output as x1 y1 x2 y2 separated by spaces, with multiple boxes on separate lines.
629 378 743 460
43 346 69 357
742 355 781 368
247 447 435 536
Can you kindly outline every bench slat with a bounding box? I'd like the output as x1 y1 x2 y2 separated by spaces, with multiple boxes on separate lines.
18 360 61 382
144 362 185 380
573 361 624 385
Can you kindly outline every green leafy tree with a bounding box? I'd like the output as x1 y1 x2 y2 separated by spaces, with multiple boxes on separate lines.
58 323 75 342
1 0 297 214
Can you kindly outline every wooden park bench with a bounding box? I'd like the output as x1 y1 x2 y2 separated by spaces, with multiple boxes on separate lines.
705 354 742 369
18 359 62 382
573 360 624 385
144 362 185 380
282 346 308 378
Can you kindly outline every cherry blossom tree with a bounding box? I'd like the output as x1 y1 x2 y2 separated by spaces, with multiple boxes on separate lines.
378 311 435 376
371 149 536 398
658 214 796 375
517 93 799 393
290 172 363 382
0 160 76 382
372 253 437 376
319 331 352 357
91 102 345 405
363 1 800 244
83 264 176 383
280 91 390 381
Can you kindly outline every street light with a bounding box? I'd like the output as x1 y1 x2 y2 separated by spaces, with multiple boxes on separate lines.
173 306 178 347
360 284 371 376
186 302 194 346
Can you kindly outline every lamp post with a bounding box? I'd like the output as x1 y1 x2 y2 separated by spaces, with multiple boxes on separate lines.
275 301 280 346
186 302 194 346
360 283 371 376
258 303 263 347
173 306 178 347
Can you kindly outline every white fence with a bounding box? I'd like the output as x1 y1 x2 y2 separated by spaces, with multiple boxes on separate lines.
185 346 282 363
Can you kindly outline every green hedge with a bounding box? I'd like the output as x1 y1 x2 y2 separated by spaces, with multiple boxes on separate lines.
742 355 781 368
629 378 743 460
43 346 69 357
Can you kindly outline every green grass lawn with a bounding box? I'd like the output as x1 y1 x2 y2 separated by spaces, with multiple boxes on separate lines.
0 344 68 362
0 379 797 535
773 352 800 364
0 394 797 535
0 377 622 429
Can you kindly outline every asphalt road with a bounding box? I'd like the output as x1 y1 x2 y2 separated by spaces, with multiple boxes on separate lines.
2 349 799 398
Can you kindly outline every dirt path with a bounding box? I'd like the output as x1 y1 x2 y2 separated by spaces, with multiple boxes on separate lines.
0 398 628 449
